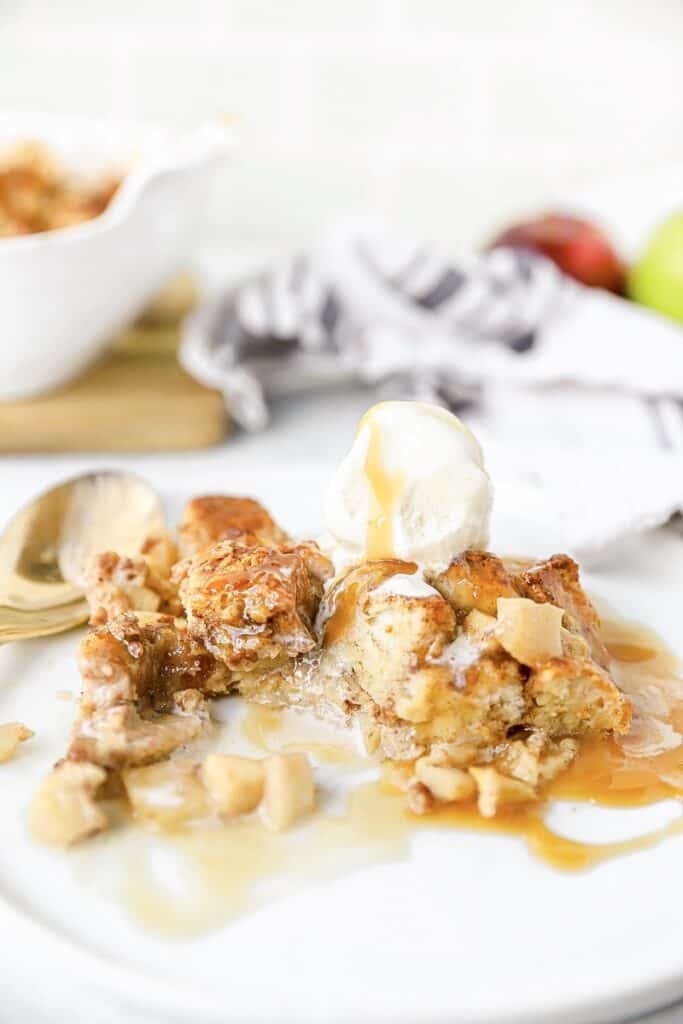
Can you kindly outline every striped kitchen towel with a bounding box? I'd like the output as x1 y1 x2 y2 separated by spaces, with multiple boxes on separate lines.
181 217 683 560
182 217 683 432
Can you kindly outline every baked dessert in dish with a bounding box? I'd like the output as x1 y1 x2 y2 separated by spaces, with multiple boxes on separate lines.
0 141 120 238
31 402 651 844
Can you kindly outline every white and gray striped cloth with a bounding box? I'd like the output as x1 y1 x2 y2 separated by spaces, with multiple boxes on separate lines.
181 218 683 561
182 218 683 434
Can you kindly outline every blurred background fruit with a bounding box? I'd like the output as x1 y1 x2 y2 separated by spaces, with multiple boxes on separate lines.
489 213 625 293
628 212 683 324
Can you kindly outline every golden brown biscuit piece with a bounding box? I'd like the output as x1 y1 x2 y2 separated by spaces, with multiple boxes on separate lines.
84 548 181 625
428 551 518 617
443 653 526 748
321 560 526 758
177 538 332 674
178 496 288 558
319 557 632 810
78 612 230 715
70 612 231 769
69 698 209 771
527 656 631 737
321 562 455 692
515 554 607 664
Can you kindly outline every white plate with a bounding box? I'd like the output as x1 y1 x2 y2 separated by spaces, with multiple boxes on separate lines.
1 468 683 1024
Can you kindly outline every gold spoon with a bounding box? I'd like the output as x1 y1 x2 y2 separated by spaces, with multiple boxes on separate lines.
0 471 164 643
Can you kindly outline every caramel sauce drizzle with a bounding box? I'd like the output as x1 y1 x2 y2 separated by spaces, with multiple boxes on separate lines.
321 574 364 647
420 798 683 872
322 560 415 645
363 416 404 561
548 618 683 807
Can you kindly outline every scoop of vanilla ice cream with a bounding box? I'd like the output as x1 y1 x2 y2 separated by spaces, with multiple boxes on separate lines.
323 401 492 574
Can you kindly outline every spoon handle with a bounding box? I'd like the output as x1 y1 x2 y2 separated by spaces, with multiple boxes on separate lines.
0 600 89 644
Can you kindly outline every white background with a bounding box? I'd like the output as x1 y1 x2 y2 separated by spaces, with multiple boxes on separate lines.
3 0 683 263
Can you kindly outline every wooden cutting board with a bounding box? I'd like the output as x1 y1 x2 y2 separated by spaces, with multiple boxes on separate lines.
0 275 229 452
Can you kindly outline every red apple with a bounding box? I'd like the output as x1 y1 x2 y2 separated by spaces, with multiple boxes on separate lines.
489 213 625 293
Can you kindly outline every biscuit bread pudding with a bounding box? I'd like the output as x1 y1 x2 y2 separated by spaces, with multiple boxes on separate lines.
32 403 638 842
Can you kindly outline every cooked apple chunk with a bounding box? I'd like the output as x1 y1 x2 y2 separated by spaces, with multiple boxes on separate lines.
29 762 107 845
123 760 211 828
469 766 536 818
496 597 563 667
261 753 315 831
202 754 265 818
0 722 33 764
414 759 476 803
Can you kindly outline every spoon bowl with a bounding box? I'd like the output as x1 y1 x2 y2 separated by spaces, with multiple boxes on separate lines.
0 471 164 642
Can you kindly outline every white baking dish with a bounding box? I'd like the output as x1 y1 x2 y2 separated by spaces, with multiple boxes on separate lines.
0 113 234 400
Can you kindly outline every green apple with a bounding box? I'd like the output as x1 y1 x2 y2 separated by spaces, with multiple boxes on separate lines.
628 212 683 323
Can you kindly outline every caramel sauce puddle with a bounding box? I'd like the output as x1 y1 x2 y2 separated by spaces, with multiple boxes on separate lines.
108 615 682 936
118 783 412 938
